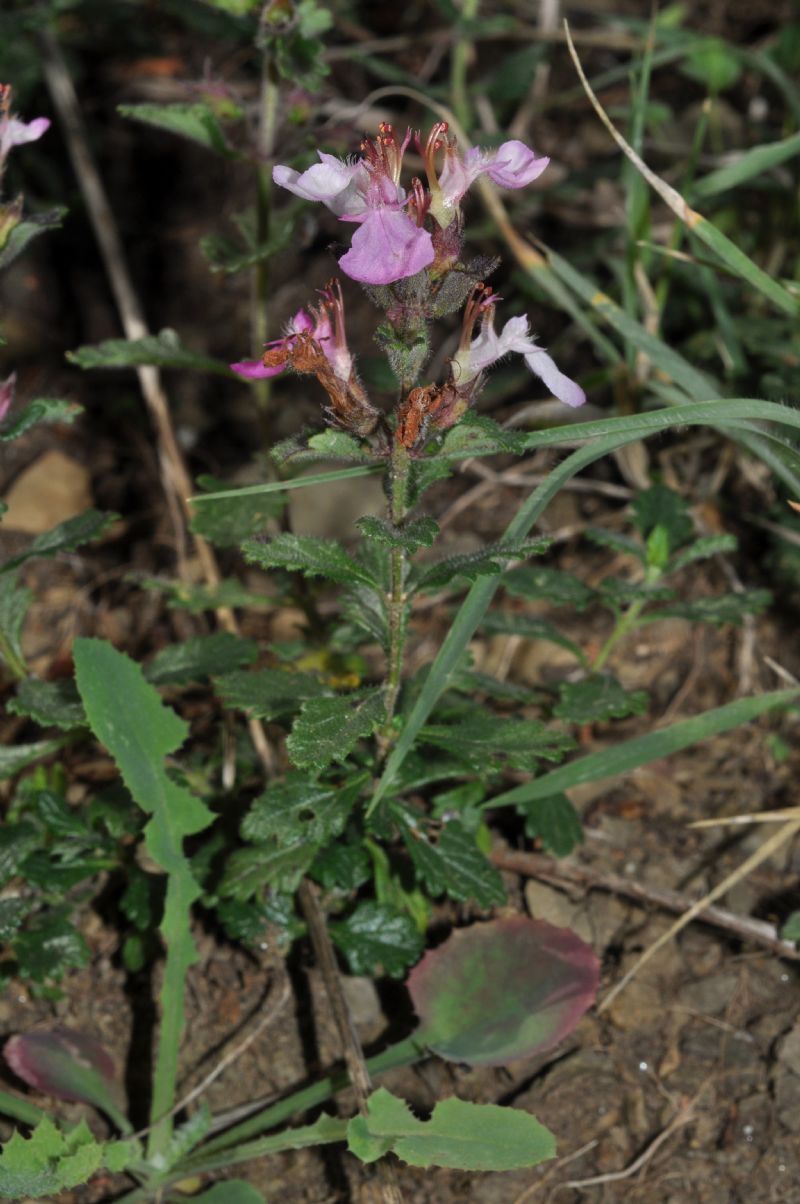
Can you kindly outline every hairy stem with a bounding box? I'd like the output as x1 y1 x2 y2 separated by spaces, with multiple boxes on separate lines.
383 440 412 731
252 52 280 426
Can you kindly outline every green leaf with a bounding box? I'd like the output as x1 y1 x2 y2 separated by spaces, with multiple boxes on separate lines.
357 515 440 553
585 527 645 560
691 130 800 200
145 634 258 685
647 590 772 626
0 573 31 677
414 537 551 592
503 565 596 609
214 667 329 720
0 208 66 273
8 679 86 730
118 102 237 156
488 688 800 811
219 842 316 901
0 1117 102 1197
311 840 372 891
73 639 214 1149
681 36 741 93
200 213 294 274
420 714 575 773
243 533 377 588
0 398 82 442
438 412 524 458
287 691 386 771
518 794 583 857
1 510 117 575
306 429 372 460
553 676 649 724
401 819 505 907
631 484 693 551
479 612 586 663
780 912 800 944
193 1183 267 1204
0 897 29 940
0 823 40 888
68 329 234 376
670 533 737 571
14 912 90 983
241 773 364 845
0 739 65 782
190 475 286 547
348 1088 556 1171
331 902 425 977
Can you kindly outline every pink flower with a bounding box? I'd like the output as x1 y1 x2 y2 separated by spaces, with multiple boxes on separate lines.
231 310 314 380
0 86 49 161
273 125 434 285
424 124 549 228
231 281 354 383
455 305 585 409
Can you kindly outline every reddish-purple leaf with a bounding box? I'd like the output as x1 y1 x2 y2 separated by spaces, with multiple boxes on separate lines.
4 1029 120 1109
407 917 599 1067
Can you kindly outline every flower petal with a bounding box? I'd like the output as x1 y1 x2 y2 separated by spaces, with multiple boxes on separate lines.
273 153 366 215
487 140 549 189
524 348 585 407
230 359 285 380
1 116 50 155
338 209 434 285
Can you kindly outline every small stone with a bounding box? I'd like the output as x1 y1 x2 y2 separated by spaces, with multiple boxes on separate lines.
677 972 739 1015
775 1068 800 1133
778 1022 800 1077
340 975 382 1029
3 450 92 533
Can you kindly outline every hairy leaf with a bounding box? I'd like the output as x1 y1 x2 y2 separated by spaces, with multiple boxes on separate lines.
331 902 425 977
0 398 81 442
243 533 377 588
14 912 90 983
348 1088 555 1171
631 483 693 551
287 691 386 771
241 773 364 845
0 739 65 781
553 676 649 724
2 510 117 574
503 565 596 610
8 679 86 730
479 612 586 663
214 667 329 720
414 537 551 593
145 634 258 685
190 475 286 547
219 842 316 901
646 590 772 625
670 533 737 571
420 714 575 773
0 574 31 676
357 515 440 553
518 794 583 857
0 208 66 273
401 820 505 907
68 329 233 375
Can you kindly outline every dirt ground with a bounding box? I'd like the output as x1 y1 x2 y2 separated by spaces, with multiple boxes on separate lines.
2 1 800 1200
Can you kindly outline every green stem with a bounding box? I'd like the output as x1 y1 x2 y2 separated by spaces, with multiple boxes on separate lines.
173 1117 349 1180
383 440 412 731
450 0 480 131
183 1035 423 1162
590 598 646 674
0 1088 50 1128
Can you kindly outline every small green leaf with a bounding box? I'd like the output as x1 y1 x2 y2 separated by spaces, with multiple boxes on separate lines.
0 823 40 888
68 329 233 376
348 1088 556 1171
9 679 86 731
479 612 586 663
145 634 258 685
0 398 81 442
219 842 316 900
647 590 772 626
670 533 737 571
287 691 386 771
214 667 329 720
681 36 742 93
780 912 800 944
14 912 90 983
0 574 31 676
190 475 286 547
420 714 575 773
311 839 372 891
401 819 505 907
306 429 371 460
504 565 595 609
518 794 583 857
0 208 66 273
135 574 270 613
0 739 66 782
553 676 649 724
2 510 117 574
241 773 363 845
357 515 440 553
439 412 524 458
243 533 377 588
118 102 237 156
331 902 425 977
414 538 551 593
585 527 645 560
631 483 693 551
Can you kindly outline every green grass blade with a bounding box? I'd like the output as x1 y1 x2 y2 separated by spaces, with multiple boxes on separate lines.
189 464 380 503
485 689 800 810
564 24 798 319
690 130 800 201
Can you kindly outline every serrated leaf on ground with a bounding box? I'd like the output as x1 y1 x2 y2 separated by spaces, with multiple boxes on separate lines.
241 773 364 845
214 667 329 720
518 793 583 857
0 398 81 442
670 533 737 571
145 634 258 685
0 738 66 781
503 565 596 610
553 677 649 724
414 537 551 593
439 412 525 458
2 510 117 574
631 483 693 551
287 691 386 771
9 678 86 730
0 573 32 675
218 842 317 901
68 329 233 376
401 819 505 907
13 912 90 983
330 901 425 977
243 533 377 588
356 515 440 553
420 715 575 772
348 1088 555 1171
645 590 772 626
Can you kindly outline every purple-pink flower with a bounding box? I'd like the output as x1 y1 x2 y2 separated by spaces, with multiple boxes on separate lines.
0 85 49 163
231 280 354 384
423 123 549 228
455 299 585 409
